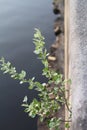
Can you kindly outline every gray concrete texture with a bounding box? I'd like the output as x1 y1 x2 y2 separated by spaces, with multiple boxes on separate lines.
69 0 87 130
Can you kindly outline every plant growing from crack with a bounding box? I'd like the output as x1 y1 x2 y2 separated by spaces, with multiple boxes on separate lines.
0 29 71 130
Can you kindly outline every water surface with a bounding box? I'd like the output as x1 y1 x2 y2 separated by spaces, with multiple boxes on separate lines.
0 0 55 130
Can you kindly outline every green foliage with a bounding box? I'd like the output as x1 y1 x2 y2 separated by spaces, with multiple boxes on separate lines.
0 29 71 130
48 117 61 130
65 122 70 128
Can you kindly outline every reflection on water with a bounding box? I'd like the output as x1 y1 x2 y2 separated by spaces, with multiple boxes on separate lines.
0 0 55 130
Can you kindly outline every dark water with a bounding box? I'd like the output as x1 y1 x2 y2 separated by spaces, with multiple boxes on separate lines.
0 0 55 130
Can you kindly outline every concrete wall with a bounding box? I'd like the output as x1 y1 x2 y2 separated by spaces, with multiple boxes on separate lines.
69 0 87 130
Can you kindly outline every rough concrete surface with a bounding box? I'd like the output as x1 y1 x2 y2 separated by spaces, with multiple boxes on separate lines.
69 0 87 130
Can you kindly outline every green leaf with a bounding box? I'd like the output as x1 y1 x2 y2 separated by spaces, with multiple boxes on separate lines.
65 122 70 128
23 96 28 103
20 70 26 78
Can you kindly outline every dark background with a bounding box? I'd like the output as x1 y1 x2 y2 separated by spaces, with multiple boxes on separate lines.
0 0 55 130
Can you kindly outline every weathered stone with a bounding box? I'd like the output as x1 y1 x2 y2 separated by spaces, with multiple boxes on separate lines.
51 43 59 49
38 0 64 130
54 26 62 36
48 56 56 61
52 0 64 15
53 7 60 15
